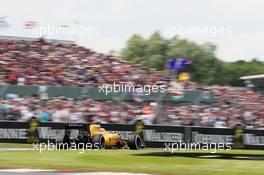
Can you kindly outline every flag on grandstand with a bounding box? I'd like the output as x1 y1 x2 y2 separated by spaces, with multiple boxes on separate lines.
165 59 175 70
165 58 192 71
0 16 9 29
24 21 37 29
178 72 190 81
165 58 192 79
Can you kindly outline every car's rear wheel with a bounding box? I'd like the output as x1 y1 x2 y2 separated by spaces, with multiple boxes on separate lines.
127 134 142 150
92 134 105 149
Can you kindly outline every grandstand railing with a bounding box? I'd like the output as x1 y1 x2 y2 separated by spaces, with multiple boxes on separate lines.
0 85 215 102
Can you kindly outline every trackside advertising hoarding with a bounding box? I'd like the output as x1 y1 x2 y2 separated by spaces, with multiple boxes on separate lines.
0 121 263 149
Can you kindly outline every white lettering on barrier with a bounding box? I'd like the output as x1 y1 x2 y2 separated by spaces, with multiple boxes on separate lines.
38 127 64 139
192 132 233 144
0 129 27 139
243 134 264 145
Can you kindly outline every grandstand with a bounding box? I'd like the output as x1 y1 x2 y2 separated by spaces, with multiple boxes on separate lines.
240 74 264 94
0 37 263 128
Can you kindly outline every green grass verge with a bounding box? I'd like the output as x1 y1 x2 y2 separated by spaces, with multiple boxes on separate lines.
0 143 32 148
0 144 263 175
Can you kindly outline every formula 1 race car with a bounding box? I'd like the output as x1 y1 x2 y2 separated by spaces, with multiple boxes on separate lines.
57 122 144 150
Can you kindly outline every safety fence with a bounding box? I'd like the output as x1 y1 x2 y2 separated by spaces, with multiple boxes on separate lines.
0 121 263 149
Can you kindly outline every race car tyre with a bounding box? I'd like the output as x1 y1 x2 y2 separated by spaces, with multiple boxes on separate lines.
92 134 105 149
127 134 142 150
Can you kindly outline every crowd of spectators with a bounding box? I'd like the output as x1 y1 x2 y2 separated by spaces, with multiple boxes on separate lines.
163 87 264 128
0 96 155 124
0 39 169 87
0 38 263 128
0 86 263 128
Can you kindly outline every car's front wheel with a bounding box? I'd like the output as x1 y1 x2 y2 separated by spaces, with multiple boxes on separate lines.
127 134 142 150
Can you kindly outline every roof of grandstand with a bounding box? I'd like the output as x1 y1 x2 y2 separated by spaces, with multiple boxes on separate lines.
0 35 74 44
240 74 264 80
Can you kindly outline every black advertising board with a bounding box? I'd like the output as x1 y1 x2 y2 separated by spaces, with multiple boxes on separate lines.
0 121 263 149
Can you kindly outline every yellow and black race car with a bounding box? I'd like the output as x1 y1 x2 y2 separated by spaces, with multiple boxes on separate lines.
57 122 144 150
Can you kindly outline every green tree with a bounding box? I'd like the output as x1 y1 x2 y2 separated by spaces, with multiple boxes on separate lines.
121 34 146 61
121 32 264 86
